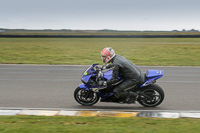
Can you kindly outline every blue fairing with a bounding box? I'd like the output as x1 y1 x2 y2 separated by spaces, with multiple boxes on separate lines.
81 75 92 83
103 69 122 80
140 70 164 87
81 64 97 84
78 83 90 91
146 70 163 78
103 69 113 80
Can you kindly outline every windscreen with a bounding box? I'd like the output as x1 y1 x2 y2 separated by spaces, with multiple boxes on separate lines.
82 65 96 76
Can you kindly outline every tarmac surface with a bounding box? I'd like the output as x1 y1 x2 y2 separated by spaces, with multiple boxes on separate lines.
0 64 200 111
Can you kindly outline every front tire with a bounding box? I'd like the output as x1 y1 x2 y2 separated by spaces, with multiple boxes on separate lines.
137 84 164 107
74 87 99 106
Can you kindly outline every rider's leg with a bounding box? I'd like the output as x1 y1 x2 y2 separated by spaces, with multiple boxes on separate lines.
113 80 138 103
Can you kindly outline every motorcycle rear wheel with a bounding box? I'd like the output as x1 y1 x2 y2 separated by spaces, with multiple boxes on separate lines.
74 87 99 106
137 84 164 107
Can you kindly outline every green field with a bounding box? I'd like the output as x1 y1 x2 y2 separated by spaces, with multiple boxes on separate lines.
0 38 200 66
0 116 199 133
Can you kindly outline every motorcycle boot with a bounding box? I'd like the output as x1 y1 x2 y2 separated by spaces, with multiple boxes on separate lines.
113 93 125 103
109 95 119 102
115 91 130 103
126 92 138 104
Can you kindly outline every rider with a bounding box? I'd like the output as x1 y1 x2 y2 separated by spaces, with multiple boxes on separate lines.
99 47 144 103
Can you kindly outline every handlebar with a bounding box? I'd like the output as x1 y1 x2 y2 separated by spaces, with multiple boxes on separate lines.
93 65 104 83
94 65 108 85
94 65 104 71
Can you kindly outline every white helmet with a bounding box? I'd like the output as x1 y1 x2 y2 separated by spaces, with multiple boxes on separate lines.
101 47 115 63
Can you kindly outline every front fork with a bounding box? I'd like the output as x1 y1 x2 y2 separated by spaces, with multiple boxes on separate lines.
78 83 114 99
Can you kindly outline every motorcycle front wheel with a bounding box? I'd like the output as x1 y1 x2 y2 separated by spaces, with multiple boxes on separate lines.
137 84 164 107
74 87 99 106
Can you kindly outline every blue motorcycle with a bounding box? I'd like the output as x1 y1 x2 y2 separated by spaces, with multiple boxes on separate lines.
74 64 164 107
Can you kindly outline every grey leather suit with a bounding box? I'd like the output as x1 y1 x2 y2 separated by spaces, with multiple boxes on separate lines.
106 55 144 95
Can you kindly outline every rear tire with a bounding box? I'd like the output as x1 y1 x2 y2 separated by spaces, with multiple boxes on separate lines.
137 84 164 107
74 87 99 106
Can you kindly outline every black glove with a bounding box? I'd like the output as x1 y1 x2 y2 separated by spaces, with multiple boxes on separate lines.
99 81 107 86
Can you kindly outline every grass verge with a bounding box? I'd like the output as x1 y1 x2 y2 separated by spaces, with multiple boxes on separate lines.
0 116 200 133
0 38 200 66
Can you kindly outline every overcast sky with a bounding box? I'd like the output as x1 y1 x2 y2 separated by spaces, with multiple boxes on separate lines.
1 0 200 30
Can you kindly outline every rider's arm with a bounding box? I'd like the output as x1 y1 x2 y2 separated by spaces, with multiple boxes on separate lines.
106 64 120 86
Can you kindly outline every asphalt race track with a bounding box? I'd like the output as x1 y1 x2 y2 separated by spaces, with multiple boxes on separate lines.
0 64 200 111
